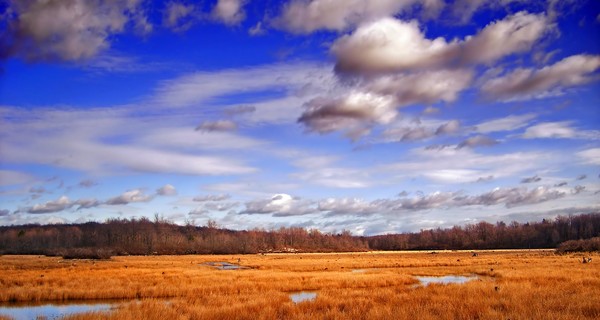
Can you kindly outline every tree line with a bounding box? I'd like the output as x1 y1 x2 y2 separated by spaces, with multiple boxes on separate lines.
0 213 598 257
368 213 600 251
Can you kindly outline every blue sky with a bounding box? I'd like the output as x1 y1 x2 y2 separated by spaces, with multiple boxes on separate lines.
1 0 599 235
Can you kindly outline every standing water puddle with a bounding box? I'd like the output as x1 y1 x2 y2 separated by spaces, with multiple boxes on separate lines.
202 262 249 270
0 301 115 320
415 275 478 286
289 292 317 303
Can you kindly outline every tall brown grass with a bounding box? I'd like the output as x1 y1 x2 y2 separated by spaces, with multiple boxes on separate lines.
1 250 598 319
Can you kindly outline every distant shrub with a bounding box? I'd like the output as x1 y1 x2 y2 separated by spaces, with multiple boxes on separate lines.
62 248 113 260
556 237 600 253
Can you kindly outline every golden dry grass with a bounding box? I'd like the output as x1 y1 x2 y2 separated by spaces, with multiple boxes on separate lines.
1 250 599 319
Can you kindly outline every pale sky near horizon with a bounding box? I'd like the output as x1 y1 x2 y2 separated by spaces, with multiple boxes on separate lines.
1 0 599 235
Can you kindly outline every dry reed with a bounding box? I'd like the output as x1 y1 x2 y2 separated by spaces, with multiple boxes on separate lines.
0 250 598 319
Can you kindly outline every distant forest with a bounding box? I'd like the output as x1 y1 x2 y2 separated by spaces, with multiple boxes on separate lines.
0 213 599 257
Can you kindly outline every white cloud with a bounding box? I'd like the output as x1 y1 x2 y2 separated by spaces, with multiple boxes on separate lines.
240 194 317 216
81 53 170 74
23 187 173 214
482 54 600 101
305 185 570 218
4 0 149 61
459 186 566 208
291 155 339 169
28 196 71 214
248 22 265 36
0 170 34 186
435 120 461 135
367 69 474 106
298 91 398 138
163 2 196 31
223 105 256 117
456 135 499 149
577 148 600 165
0 107 258 176
331 12 550 74
156 184 177 196
292 167 372 188
202 201 239 212
211 0 246 25
448 0 487 24
78 179 98 188
423 169 483 184
381 118 459 143
105 189 153 205
331 17 456 74
460 11 551 65
138 127 266 151
273 0 444 34
29 186 46 194
74 198 100 209
521 121 600 141
382 147 558 183
522 121 576 139
521 175 542 184
193 194 231 202
386 127 433 142
475 114 537 133
8 138 256 176
396 191 455 210
153 62 334 109
195 120 238 132
317 198 379 216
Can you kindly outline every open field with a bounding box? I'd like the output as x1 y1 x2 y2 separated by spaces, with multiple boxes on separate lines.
1 250 599 319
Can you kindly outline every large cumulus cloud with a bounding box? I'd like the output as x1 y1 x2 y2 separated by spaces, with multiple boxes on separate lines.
331 12 551 74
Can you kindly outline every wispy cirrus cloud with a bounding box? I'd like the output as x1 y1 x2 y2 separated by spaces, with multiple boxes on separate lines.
0 107 258 176
521 121 600 140
163 2 196 31
381 147 561 184
193 194 231 202
153 62 333 109
482 54 600 101
0 170 34 186
577 148 600 165
474 114 537 134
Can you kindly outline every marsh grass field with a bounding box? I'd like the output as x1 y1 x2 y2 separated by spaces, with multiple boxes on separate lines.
1 250 599 319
